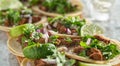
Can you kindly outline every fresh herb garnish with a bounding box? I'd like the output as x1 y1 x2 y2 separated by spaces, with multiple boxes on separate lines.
49 35 59 44
64 59 76 66
49 16 86 36
65 37 72 42
0 12 5 25
7 9 21 25
42 0 77 14
80 35 120 60
29 0 77 14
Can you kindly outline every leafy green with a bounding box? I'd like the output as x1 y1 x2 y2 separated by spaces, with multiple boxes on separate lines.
29 0 40 5
0 12 5 25
102 44 120 60
64 59 76 66
42 0 77 14
49 35 59 44
47 51 66 66
81 35 120 60
65 37 72 42
79 50 87 57
49 16 86 35
7 9 21 25
80 41 90 48
23 43 56 59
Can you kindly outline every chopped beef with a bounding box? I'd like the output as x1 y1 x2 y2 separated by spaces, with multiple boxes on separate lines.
86 48 103 60
89 53 103 60
32 16 41 23
72 39 81 45
56 23 62 30
34 60 56 66
4 20 11 26
36 38 45 43
39 5 47 11
94 35 110 44
71 29 77 34
59 26 67 33
86 48 101 56
19 18 28 25
60 39 72 46
73 46 84 54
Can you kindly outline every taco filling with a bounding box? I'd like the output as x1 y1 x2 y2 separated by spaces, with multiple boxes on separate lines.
24 0 78 14
0 9 42 27
47 16 86 36
15 24 120 61
8 23 120 66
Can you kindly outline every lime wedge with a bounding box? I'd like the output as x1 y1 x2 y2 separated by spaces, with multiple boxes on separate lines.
79 62 111 66
81 24 104 36
0 0 23 10
10 24 34 38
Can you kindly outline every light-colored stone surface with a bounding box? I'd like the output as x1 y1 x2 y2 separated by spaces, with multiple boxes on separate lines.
0 0 120 66
0 31 19 66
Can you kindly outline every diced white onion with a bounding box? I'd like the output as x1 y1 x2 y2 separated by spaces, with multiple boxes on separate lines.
41 59 56 64
86 38 91 45
47 25 52 29
58 46 68 52
73 33 78 36
42 28 49 43
53 22 58 28
67 28 71 35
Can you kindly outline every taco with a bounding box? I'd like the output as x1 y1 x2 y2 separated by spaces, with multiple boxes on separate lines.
19 35 120 66
20 0 83 17
7 24 120 66
0 8 47 32
47 16 90 36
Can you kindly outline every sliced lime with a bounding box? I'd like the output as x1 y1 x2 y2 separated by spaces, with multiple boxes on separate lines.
10 24 34 38
79 62 111 66
0 0 23 10
81 24 104 36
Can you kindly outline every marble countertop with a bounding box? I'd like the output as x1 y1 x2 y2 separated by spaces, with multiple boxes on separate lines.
0 0 120 66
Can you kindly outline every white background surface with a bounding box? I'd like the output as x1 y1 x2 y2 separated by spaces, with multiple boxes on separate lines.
0 0 120 66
